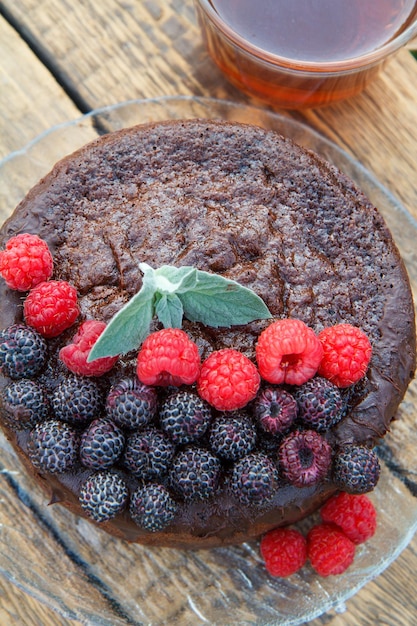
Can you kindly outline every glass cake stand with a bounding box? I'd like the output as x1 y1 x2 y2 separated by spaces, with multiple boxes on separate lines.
0 96 416 626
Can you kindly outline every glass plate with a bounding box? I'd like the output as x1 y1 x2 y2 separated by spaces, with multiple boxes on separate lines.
0 96 416 626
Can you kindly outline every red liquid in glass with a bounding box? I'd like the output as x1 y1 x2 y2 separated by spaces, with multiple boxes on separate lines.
199 0 417 108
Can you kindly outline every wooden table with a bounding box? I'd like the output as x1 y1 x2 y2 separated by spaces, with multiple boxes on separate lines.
0 2 416 624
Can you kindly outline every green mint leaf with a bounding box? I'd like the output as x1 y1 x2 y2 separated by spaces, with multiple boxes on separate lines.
89 263 272 359
155 292 184 329
152 265 198 294
88 274 156 360
179 269 272 327
140 263 198 295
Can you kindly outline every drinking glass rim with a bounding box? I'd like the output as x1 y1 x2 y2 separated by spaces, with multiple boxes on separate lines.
195 0 417 72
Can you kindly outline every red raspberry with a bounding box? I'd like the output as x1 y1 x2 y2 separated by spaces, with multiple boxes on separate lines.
59 320 118 377
0 233 53 291
279 429 332 487
256 319 323 386
320 492 377 544
24 280 79 337
260 527 307 577
136 328 200 387
307 523 356 576
197 349 260 411
318 323 372 388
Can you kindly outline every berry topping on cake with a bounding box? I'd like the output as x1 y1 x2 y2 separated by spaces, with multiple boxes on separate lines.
294 376 343 432
159 390 212 445
0 379 49 429
333 444 381 493
255 319 323 385
231 452 279 505
252 387 298 435
170 447 221 501
123 428 175 479
260 527 308 577
320 492 377 544
0 246 380 550
51 375 102 425
307 523 356 576
59 320 119 377
28 419 79 473
106 377 158 430
279 430 332 487
318 323 372 387
197 348 260 411
23 280 79 338
136 328 200 387
0 324 47 379
79 471 129 523
209 413 257 462
130 483 178 532
80 418 125 470
0 233 53 291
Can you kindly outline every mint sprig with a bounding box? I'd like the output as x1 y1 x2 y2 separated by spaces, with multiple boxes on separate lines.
88 263 272 360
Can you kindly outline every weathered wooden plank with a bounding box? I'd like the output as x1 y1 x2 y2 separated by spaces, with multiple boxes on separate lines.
0 445 124 624
0 575 82 626
303 52 417 215
0 17 81 160
1 0 220 111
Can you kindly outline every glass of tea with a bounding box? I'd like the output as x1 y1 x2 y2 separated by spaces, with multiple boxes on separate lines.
194 0 417 109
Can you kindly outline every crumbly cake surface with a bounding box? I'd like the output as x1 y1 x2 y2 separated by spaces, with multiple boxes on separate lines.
0 119 415 547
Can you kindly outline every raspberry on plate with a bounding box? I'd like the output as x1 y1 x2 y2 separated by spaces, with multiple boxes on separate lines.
59 320 119 377
294 376 343 432
209 413 257 462
307 522 356 576
170 446 221 501
197 348 260 411
318 323 372 387
320 492 377 544
123 428 175 480
28 419 79 474
79 471 129 523
1 379 49 429
0 233 53 291
159 390 212 445
252 386 298 435
333 444 381 494
24 280 79 337
0 323 47 379
279 429 332 487
80 418 125 470
260 527 307 577
256 319 323 386
137 328 200 387
106 377 158 430
130 483 178 532
51 375 102 425
231 452 279 505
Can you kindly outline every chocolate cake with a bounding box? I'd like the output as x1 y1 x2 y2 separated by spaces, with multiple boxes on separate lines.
0 119 415 548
